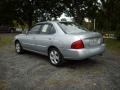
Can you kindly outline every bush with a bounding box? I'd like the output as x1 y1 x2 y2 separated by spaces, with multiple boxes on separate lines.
114 31 120 40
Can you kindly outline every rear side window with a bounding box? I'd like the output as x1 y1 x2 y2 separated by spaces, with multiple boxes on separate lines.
40 24 55 34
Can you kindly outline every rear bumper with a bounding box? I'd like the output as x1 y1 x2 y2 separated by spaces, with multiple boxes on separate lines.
63 44 105 60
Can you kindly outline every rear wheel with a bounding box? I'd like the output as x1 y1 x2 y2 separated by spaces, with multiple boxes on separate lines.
48 48 64 66
9 28 15 33
15 41 24 54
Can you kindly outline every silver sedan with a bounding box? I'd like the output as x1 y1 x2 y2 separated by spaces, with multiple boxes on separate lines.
14 21 105 66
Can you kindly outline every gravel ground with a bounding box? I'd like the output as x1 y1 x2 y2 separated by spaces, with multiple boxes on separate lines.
0 34 120 90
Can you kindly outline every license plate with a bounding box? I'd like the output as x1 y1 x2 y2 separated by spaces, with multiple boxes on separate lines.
89 38 101 46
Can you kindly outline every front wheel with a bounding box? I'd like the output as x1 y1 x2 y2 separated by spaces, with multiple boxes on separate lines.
15 41 24 54
48 48 64 66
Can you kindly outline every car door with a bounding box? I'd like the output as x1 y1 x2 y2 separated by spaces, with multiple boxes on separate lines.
34 23 56 54
21 25 41 50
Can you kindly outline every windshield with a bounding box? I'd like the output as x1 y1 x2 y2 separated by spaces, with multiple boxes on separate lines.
58 22 88 34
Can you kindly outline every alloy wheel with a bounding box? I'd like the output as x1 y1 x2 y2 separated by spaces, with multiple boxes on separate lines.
49 50 60 65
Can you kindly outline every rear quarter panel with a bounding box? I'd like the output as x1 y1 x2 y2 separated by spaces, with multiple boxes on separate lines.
52 34 78 51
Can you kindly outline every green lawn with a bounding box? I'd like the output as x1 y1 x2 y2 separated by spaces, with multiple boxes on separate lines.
0 34 14 48
105 38 120 54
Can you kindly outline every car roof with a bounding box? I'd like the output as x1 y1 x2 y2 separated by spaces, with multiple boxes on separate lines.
36 21 73 24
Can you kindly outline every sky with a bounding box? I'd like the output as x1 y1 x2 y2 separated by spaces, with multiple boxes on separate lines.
57 13 73 22
57 13 91 22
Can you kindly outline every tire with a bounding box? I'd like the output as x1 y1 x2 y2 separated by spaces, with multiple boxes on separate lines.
9 28 15 33
48 48 65 66
15 41 24 54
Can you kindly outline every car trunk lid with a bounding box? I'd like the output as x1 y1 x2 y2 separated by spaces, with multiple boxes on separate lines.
69 32 103 48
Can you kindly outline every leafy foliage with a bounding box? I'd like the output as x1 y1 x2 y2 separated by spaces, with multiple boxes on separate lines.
63 0 99 23
0 0 120 32
0 0 66 28
96 0 120 32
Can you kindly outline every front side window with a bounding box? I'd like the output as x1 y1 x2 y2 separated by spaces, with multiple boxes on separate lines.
58 22 88 34
29 25 41 34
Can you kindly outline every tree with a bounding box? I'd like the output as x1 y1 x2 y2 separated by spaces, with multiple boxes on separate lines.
15 0 65 29
0 0 65 29
1 0 120 32
96 0 120 32
62 0 99 24
0 0 17 26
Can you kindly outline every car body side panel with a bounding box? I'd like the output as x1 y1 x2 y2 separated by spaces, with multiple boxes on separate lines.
34 34 54 53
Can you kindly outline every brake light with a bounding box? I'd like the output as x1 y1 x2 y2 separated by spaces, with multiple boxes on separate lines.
71 40 84 49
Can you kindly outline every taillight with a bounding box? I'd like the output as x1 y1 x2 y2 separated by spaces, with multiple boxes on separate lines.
71 40 84 49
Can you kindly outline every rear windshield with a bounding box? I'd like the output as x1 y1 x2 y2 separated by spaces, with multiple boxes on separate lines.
58 22 88 34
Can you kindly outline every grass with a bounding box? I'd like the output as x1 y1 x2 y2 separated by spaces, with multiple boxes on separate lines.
104 38 120 54
0 34 14 48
